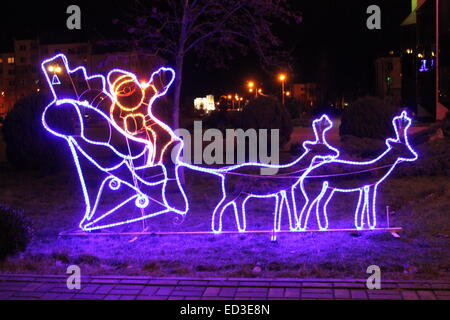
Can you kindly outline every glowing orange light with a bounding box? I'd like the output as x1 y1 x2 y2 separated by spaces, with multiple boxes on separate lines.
279 74 286 82
109 73 177 165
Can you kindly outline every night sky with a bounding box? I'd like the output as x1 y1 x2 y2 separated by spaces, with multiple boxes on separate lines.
0 0 411 101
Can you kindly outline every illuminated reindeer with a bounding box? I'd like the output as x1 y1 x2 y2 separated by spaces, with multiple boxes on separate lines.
183 115 339 233
297 111 418 231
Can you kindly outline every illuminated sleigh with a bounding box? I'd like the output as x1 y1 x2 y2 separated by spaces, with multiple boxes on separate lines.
41 54 188 231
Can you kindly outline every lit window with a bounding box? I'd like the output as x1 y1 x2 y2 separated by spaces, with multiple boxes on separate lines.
0 58 3 63
7 57 14 64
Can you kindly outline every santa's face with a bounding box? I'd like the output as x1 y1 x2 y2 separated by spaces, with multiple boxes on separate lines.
111 75 145 112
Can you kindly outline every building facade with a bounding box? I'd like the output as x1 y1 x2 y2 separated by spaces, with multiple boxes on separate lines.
400 0 449 120
292 83 320 109
0 39 165 117
374 56 402 105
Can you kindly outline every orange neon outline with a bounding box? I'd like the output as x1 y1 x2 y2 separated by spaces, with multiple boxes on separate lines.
109 73 177 166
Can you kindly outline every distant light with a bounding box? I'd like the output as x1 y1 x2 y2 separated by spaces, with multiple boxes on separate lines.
194 95 216 113
279 74 286 81
48 66 55 72
227 95 232 100
285 91 291 97
247 81 254 88
249 88 254 93
55 66 62 73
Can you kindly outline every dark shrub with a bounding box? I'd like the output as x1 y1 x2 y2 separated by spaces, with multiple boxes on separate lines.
2 93 72 171
340 135 387 158
396 138 450 176
285 99 302 119
0 205 32 261
340 96 399 139
241 96 293 146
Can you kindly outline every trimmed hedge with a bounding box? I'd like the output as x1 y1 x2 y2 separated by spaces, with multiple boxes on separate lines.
241 96 293 146
0 205 32 261
340 96 399 139
2 93 72 171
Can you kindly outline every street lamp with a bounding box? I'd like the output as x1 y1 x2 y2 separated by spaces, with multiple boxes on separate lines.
278 74 286 105
247 81 258 98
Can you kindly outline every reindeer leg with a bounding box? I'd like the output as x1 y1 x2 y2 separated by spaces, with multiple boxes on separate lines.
367 185 378 229
279 190 296 232
272 193 282 233
212 194 235 233
354 189 365 230
298 181 325 231
316 186 333 231
234 195 249 232
285 188 298 231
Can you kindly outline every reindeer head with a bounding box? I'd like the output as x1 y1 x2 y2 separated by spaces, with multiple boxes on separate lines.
386 111 418 162
302 115 339 161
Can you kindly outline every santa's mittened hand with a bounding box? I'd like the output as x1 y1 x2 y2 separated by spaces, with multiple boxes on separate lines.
151 69 175 94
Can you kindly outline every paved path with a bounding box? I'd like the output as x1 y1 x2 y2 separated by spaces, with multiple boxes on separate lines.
0 274 449 300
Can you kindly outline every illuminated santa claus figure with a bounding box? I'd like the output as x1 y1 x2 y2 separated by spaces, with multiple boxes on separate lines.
108 69 179 167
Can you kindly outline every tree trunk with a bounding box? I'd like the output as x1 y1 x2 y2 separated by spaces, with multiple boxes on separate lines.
172 0 189 130
172 55 183 130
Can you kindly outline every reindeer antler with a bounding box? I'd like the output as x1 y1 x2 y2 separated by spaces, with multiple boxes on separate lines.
312 115 333 143
392 111 412 143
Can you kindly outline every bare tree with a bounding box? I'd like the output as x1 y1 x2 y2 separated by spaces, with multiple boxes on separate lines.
112 0 302 128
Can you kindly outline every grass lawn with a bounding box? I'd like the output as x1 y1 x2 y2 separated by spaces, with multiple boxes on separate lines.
0 160 449 280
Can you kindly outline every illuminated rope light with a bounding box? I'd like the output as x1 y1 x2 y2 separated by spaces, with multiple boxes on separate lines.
181 115 340 233
41 54 188 231
107 68 179 166
297 111 418 231
41 54 417 235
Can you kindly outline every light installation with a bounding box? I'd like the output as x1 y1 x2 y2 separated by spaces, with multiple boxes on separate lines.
41 54 417 234
41 54 188 231
181 115 340 233
297 111 418 231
